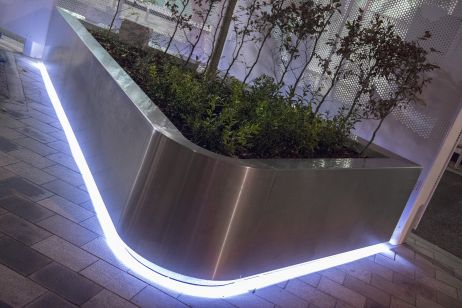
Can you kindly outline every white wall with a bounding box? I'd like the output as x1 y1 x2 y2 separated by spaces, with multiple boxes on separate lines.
0 0 56 58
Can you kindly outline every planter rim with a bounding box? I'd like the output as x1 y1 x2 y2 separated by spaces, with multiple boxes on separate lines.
59 8 420 171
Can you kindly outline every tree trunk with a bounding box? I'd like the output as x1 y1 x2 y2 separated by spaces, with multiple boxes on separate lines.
205 0 238 78
109 0 123 31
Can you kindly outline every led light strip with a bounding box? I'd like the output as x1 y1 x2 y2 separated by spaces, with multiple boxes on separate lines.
37 61 391 298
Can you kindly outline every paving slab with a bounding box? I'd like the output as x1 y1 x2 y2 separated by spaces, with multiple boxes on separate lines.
30 262 102 305
37 215 98 246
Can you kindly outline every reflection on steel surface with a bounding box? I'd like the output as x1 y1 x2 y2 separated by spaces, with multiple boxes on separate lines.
43 7 421 284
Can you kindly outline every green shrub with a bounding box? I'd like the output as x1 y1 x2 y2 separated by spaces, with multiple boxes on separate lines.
91 29 352 159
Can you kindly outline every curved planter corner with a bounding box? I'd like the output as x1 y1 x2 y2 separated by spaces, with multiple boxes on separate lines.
43 8 421 282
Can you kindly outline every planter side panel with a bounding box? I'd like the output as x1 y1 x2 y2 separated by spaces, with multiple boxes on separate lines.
43 9 153 225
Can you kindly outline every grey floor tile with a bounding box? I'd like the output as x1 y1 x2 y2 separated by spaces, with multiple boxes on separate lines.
81 260 146 300
30 263 102 305
0 126 25 140
21 118 59 134
5 161 56 185
38 195 93 223
0 177 53 201
0 213 51 245
43 164 84 187
32 236 98 272
0 152 18 166
79 200 95 213
0 136 19 152
36 215 98 246
82 289 137 308
17 126 56 143
0 167 15 181
255 285 308 308
131 286 186 308
82 237 128 271
0 236 51 275
50 131 67 142
7 148 55 169
25 292 77 308
225 292 274 308
79 216 104 236
42 180 89 204
0 195 53 222
14 137 57 156
46 141 71 155
46 153 79 172
0 264 46 307
177 294 235 308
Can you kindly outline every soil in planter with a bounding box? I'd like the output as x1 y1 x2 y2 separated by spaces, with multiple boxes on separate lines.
89 28 363 160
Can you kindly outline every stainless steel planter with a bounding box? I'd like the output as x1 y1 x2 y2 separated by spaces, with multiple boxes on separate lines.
43 8 421 281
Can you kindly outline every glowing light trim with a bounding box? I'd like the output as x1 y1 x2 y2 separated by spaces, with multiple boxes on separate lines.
37 61 391 298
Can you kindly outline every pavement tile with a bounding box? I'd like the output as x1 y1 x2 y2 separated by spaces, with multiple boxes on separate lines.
21 118 59 133
17 126 56 143
46 153 79 172
131 286 187 307
81 260 146 300
0 213 51 245
286 279 336 308
255 285 308 308
177 294 235 307
46 140 71 155
299 273 322 287
32 236 98 271
390 297 415 308
413 254 436 278
23 110 57 125
370 274 415 305
320 268 346 284
0 167 15 181
0 127 24 140
0 236 51 275
417 275 458 299
356 258 394 281
82 289 137 308
82 237 128 271
37 215 98 246
42 180 89 204
14 137 57 156
0 195 54 222
335 300 355 308
25 292 77 308
0 136 19 152
416 295 445 308
224 292 274 308
0 152 18 166
50 131 67 142
79 216 104 236
318 277 366 308
338 261 372 283
375 254 415 279
436 290 462 308
344 275 390 307
79 200 96 213
435 270 462 289
38 195 93 223
365 298 387 308
393 271 437 301
43 164 84 187
126 269 181 298
30 262 102 305
7 148 55 169
5 161 55 184
0 177 53 201
0 264 46 307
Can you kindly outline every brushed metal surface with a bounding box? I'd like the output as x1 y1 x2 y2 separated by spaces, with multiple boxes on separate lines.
44 8 421 281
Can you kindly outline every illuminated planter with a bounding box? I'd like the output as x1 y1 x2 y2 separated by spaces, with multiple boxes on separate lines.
43 9 421 282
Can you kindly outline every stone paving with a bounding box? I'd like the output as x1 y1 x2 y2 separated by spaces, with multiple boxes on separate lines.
0 49 462 308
